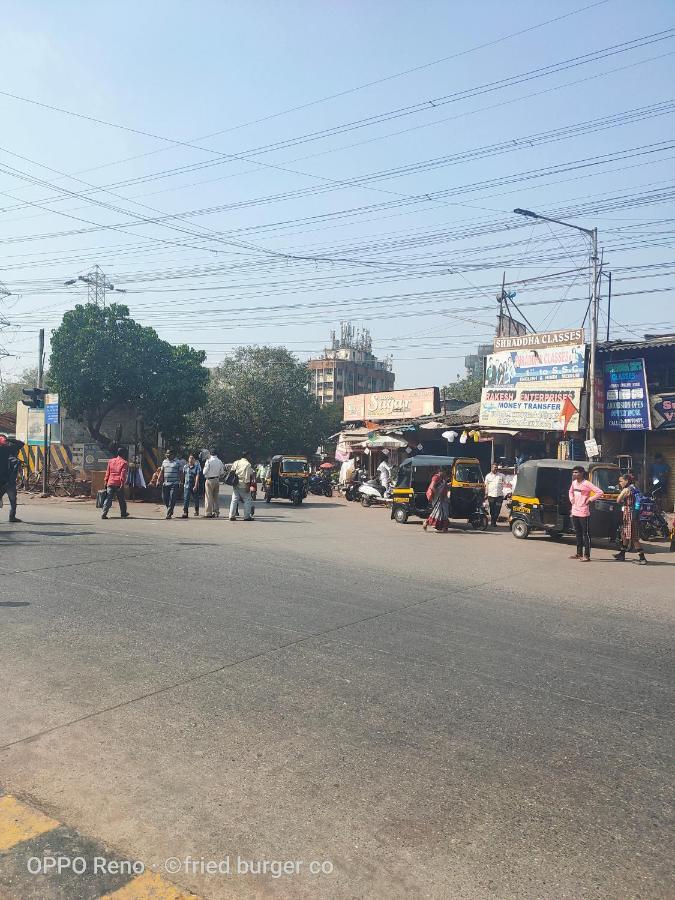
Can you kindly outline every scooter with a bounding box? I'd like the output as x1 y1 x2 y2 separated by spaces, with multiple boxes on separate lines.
359 479 392 508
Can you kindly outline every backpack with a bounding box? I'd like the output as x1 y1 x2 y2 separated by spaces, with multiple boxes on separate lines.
632 487 644 511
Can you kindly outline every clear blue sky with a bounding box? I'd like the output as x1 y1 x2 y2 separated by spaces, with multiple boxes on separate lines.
0 0 674 389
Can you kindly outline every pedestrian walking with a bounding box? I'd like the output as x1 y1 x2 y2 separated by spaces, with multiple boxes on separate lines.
484 463 505 527
159 449 183 519
422 466 450 533
101 447 130 520
614 473 648 564
568 465 603 561
0 435 21 523
202 450 224 518
181 453 201 518
229 451 254 521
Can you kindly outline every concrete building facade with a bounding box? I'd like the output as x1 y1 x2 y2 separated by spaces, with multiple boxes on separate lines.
308 323 394 406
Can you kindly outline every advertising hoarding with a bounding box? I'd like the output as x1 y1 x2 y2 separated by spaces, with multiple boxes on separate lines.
343 387 439 422
493 327 584 351
603 359 651 431
650 392 675 430
479 385 582 431
484 344 586 387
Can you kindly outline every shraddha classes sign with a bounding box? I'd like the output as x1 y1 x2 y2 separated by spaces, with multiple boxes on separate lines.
343 387 440 422
480 328 586 431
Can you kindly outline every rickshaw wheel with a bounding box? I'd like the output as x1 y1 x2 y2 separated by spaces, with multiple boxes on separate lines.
511 519 530 539
393 506 409 524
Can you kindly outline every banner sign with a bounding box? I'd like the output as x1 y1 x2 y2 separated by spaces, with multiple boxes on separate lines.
83 443 113 471
479 385 581 431
343 387 439 422
603 359 651 431
484 345 586 387
649 392 675 430
493 327 584 351
44 393 60 425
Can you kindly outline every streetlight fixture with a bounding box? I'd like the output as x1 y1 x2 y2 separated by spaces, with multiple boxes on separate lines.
513 207 599 442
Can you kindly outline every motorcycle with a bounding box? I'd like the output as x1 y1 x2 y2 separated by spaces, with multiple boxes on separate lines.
359 479 392 508
638 483 670 541
309 474 333 498
343 469 366 502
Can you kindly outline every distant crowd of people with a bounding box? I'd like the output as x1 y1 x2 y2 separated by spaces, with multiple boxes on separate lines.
101 447 261 521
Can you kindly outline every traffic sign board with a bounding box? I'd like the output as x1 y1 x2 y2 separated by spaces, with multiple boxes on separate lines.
44 393 60 425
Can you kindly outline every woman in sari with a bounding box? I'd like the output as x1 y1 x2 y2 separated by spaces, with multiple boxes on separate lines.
423 466 451 532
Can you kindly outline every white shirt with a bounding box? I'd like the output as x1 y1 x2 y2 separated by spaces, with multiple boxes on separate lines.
203 455 224 479
377 461 391 485
485 471 505 498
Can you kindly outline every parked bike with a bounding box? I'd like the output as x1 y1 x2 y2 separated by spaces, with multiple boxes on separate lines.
638 483 670 541
309 474 333 497
359 479 391 508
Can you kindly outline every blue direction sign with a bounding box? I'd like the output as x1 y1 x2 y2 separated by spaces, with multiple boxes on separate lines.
44 393 60 425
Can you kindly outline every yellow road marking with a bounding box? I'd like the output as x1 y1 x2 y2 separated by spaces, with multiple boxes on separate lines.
102 870 197 899
0 795 59 852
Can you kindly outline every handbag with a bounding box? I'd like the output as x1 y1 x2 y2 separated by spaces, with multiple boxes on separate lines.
95 489 107 509
225 468 239 487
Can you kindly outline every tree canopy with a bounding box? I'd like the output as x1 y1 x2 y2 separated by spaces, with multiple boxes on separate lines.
441 374 483 405
49 303 208 447
189 346 335 460
0 367 39 414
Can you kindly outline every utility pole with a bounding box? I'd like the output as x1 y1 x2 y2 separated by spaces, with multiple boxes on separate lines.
497 272 506 336
588 227 599 443
513 208 600 442
64 265 126 307
37 329 49 496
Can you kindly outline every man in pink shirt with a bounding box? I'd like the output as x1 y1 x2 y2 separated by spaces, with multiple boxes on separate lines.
102 447 130 520
568 465 603 561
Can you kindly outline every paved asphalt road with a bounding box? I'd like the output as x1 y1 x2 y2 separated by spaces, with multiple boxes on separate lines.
0 493 673 899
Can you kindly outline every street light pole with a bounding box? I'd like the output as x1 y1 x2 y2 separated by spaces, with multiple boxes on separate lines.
513 208 599 443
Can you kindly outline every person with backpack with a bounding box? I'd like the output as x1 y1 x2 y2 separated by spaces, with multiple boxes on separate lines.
0 435 21 523
615 473 647 564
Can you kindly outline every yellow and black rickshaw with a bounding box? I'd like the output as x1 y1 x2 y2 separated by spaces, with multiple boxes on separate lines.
509 459 622 541
390 455 488 528
264 455 310 506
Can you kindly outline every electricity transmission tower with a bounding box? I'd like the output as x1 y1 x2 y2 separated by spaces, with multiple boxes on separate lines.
64 265 126 307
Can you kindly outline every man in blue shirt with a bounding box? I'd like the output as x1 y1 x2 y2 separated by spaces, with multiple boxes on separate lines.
181 453 201 518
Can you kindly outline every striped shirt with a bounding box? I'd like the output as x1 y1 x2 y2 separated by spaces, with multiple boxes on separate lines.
161 458 183 486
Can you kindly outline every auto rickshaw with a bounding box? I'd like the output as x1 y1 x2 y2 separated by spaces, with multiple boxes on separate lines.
509 459 622 541
390 455 487 528
264 455 309 505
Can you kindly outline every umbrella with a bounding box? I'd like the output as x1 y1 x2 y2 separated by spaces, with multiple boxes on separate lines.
319 462 334 469
365 434 408 450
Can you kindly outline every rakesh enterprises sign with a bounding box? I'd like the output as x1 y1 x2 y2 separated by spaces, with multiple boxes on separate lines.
480 328 587 431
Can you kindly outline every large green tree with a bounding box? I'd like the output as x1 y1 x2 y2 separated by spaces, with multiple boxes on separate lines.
190 346 330 460
441 375 483 405
49 303 208 447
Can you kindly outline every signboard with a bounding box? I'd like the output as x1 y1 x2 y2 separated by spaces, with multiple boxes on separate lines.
26 408 44 446
584 438 600 459
479 385 582 431
44 393 60 425
83 443 113 471
343 387 440 422
493 328 584 351
603 359 651 431
650 392 675 430
484 344 586 387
